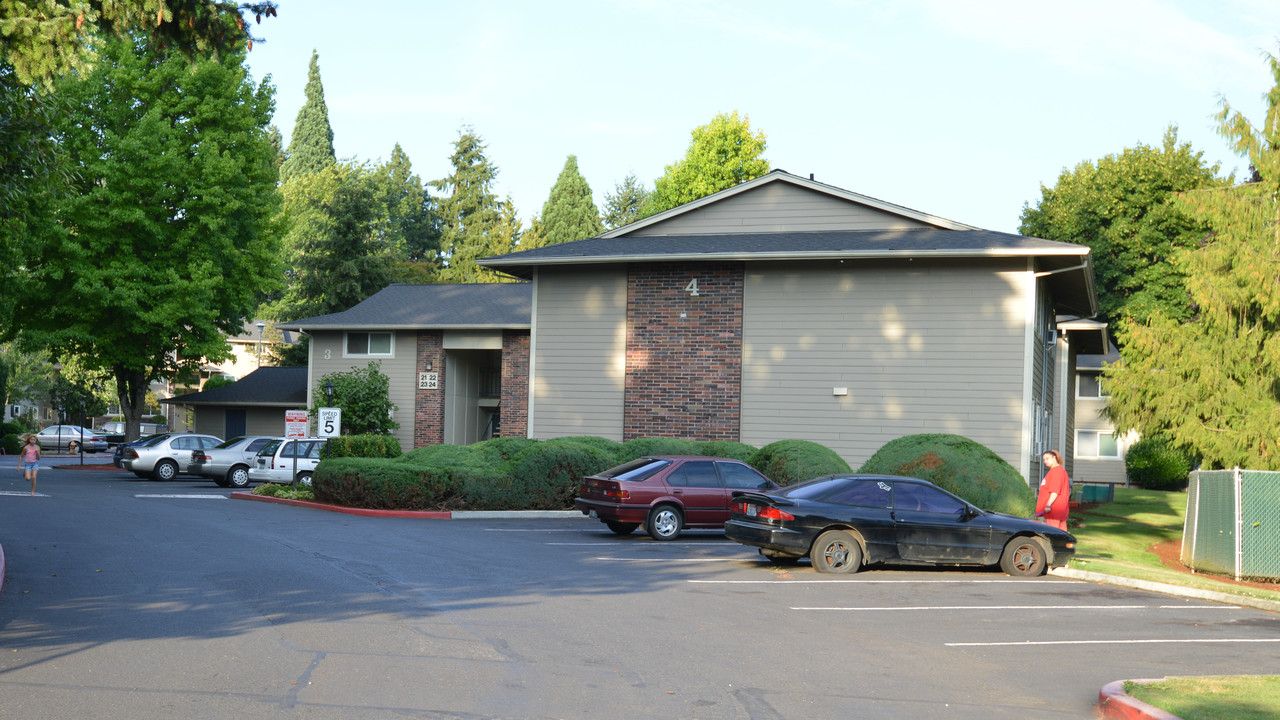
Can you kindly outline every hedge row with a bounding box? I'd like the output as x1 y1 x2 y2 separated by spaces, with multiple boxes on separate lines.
311 436 850 511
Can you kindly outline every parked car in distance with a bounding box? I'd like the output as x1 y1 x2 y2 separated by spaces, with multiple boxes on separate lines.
34 425 109 453
724 474 1077 577
248 437 329 486
96 421 167 447
120 432 223 481
575 456 779 540
189 435 280 488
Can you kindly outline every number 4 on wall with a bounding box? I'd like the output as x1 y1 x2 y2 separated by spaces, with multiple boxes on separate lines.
684 279 700 296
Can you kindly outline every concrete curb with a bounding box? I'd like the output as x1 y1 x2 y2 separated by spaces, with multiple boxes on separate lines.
1050 567 1280 614
229 492 583 520
1096 680 1182 720
0 542 6 600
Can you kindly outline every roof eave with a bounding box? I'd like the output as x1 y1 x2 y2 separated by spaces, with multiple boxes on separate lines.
480 247 1089 270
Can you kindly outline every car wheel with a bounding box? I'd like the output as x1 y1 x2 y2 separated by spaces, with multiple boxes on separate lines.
153 459 178 482
1000 536 1047 577
67 440 79 454
810 530 863 573
605 521 639 536
761 549 804 564
646 505 683 541
296 472 312 486
226 465 250 489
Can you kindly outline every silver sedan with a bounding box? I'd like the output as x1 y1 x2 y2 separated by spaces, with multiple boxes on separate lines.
35 425 109 453
120 433 222 481
188 436 280 488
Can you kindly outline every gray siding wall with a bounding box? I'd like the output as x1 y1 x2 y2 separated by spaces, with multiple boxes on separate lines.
630 183 933 236
194 407 299 438
739 259 1031 471
530 266 627 439
309 329 417 451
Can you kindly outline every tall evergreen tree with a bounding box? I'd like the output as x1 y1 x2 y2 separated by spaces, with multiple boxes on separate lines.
602 172 651 230
14 34 282 440
373 143 440 263
278 49 335 184
645 110 769 216
268 161 394 320
430 127 508 282
1106 47 1280 469
531 154 602 248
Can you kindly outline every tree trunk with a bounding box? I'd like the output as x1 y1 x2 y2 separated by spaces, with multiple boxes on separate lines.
114 366 150 443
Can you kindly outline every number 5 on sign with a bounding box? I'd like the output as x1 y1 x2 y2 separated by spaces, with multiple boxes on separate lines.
318 407 342 438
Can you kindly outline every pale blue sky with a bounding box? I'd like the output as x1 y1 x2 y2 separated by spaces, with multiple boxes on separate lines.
243 0 1280 234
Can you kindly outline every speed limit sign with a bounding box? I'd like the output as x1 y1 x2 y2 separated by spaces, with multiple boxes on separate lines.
318 407 342 438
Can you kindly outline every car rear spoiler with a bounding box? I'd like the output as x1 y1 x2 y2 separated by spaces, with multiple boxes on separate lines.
730 490 797 506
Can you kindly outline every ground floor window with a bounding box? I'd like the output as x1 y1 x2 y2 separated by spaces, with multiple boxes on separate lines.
1076 430 1120 458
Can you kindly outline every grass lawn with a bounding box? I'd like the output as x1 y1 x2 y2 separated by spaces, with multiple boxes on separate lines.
1124 676 1280 720
1067 487 1280 604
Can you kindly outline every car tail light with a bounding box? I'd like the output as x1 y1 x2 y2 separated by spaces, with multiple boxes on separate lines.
757 507 794 521
601 486 629 500
125 449 139 459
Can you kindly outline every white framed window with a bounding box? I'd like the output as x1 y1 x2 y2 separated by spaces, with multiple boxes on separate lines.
345 331 393 357
1077 371 1109 398
1076 430 1120 458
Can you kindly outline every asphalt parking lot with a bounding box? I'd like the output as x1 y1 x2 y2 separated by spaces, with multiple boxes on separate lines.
2 464 1278 719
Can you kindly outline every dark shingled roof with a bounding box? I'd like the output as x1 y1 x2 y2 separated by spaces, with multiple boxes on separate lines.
163 366 307 407
276 283 532 331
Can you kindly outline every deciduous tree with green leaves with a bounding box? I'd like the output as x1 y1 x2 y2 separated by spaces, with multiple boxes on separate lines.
311 362 398 435
430 127 512 282
1106 48 1280 469
1020 127 1222 327
13 34 282 442
531 154 601 248
278 49 336 184
645 110 769 216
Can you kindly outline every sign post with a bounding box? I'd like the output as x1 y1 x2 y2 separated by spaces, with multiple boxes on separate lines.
284 410 308 485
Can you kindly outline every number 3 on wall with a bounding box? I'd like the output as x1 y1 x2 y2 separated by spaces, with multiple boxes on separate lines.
324 349 332 360
684 279 700 297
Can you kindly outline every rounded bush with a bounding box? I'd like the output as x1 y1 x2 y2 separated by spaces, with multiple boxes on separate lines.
857 433 1034 516
466 437 542 466
544 435 624 464
485 443 618 510
1 433 21 455
749 439 852 486
327 433 402 459
1125 436 1193 490
399 443 486 471
696 441 757 462
313 457 460 509
620 437 699 461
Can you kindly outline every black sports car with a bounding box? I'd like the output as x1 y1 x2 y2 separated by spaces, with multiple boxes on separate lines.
725 474 1075 576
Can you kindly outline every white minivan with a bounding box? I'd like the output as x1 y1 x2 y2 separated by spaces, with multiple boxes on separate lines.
248 437 329 486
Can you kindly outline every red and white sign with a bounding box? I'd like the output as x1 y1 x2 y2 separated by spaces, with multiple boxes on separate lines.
285 410 309 438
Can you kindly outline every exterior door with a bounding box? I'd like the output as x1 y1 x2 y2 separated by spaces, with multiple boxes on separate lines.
225 409 247 439
664 460 727 524
892 482 992 564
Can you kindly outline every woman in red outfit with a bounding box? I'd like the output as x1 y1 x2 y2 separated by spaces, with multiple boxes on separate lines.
1037 450 1070 531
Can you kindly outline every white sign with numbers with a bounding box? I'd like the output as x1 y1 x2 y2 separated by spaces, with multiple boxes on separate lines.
285 409 308 439
418 372 439 390
317 407 342 438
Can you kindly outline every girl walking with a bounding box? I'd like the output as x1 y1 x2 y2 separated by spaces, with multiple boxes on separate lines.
18 434 41 496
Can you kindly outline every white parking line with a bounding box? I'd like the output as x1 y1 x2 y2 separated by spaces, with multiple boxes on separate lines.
596 557 742 562
134 494 227 499
947 638 1280 647
792 604 1240 611
689 579 1080 584
0 491 48 497
550 542 732 546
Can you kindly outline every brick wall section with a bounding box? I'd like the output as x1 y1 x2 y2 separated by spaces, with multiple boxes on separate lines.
414 330 445 448
500 330 530 438
624 262 743 441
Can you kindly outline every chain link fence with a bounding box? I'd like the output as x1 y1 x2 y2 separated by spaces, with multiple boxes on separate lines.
1182 469 1280 581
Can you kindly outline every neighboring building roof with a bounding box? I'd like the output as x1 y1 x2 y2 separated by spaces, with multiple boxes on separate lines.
276 283 533 332
161 366 307 407
1058 317 1110 356
229 318 297 345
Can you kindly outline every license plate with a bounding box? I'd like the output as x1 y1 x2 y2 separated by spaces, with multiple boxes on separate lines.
589 510 598 519
746 504 758 517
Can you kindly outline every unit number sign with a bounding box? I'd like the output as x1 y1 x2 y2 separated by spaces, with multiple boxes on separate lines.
418 372 438 390
684 279 700 296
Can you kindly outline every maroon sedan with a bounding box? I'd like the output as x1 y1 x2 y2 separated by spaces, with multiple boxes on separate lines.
575 456 778 540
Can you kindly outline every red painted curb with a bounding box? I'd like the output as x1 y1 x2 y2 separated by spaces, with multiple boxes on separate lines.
230 492 453 518
1096 680 1183 720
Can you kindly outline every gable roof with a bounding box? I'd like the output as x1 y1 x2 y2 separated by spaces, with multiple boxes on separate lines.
600 169 979 236
276 283 533 332
162 366 307 407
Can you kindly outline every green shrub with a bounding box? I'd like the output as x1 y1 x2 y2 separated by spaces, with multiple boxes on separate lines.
620 437 700 461
749 439 852 486
858 433 1035 516
544 435 625 464
252 483 316 502
466 437 542 466
1 433 21 455
459 442 617 510
1125 436 1193 490
398 443 484 470
312 457 461 509
696 440 757 462
327 433 402 459
1 421 23 437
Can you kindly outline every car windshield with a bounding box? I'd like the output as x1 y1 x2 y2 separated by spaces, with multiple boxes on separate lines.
599 458 672 482
214 437 247 449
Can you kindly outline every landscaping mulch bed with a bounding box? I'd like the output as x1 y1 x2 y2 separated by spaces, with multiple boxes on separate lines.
1150 539 1280 592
